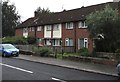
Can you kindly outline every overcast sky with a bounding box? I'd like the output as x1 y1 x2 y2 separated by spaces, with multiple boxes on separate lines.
8 0 113 21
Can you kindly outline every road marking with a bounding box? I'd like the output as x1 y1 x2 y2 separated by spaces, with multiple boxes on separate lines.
0 63 33 74
52 77 66 82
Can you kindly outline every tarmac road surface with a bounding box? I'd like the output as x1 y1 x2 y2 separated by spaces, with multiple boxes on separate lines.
1 57 119 82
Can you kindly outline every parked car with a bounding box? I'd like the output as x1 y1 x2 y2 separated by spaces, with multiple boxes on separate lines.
117 63 120 76
0 44 19 57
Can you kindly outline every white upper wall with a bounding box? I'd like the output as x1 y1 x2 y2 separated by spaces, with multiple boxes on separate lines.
44 25 52 38
23 28 28 38
53 24 62 38
44 24 62 38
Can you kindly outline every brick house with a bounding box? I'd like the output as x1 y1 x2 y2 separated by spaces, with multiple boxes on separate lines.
15 2 120 53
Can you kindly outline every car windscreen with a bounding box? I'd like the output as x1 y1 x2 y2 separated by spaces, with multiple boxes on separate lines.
2 45 16 49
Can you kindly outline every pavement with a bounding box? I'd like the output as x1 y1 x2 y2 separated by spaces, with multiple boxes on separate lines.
14 54 118 77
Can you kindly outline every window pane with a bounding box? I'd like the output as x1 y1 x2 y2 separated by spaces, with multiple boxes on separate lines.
53 24 59 31
69 39 73 46
79 22 84 28
66 23 73 29
79 21 87 28
65 38 73 46
23 28 28 33
29 28 31 31
65 38 69 46
80 38 84 48
46 25 51 31
32 27 34 31
54 39 60 46
37 26 41 31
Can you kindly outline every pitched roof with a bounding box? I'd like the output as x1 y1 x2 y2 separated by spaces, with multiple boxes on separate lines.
16 2 119 28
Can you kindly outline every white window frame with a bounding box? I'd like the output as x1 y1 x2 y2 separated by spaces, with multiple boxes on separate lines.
37 26 42 31
66 22 73 29
46 25 52 31
78 38 88 49
23 28 28 33
53 39 60 46
78 21 87 28
46 39 51 45
23 28 28 38
65 38 73 46
53 24 59 31
29 27 32 32
31 27 35 31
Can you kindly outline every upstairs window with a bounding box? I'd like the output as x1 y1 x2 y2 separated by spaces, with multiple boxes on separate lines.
23 28 28 33
53 24 59 31
46 25 52 31
78 21 87 28
31 27 35 31
37 26 42 31
66 22 73 29
29 27 32 32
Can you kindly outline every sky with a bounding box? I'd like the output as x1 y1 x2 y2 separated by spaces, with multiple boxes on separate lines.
8 0 113 22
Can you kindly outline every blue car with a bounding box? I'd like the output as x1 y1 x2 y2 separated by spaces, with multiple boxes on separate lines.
0 44 19 57
117 63 120 76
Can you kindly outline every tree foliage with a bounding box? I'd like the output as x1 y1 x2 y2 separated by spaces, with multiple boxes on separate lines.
86 5 120 52
35 7 51 14
34 7 53 16
2 1 21 37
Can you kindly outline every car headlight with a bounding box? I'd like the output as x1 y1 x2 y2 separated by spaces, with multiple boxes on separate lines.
5 50 12 53
16 49 19 52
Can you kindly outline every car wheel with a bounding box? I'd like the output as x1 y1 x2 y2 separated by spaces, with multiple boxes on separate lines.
2 52 6 57
15 55 19 57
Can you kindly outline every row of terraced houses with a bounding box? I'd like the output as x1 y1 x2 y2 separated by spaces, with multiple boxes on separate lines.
15 1 120 53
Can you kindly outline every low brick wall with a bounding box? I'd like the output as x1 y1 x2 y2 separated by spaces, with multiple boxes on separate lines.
15 45 75 53
64 56 118 66
19 50 118 66
96 52 116 59
19 50 34 55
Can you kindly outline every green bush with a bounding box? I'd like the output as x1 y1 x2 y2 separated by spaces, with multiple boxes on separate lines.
78 48 89 57
2 36 27 45
27 36 36 44
33 46 52 57
2 36 37 45
115 49 120 60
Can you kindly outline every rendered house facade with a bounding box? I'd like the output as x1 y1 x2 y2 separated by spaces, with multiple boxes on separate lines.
15 2 120 53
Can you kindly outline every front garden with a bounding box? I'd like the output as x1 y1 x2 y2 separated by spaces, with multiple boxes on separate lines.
2 36 120 66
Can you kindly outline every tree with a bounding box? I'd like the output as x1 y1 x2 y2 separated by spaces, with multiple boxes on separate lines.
2 1 21 37
86 5 120 52
34 7 53 16
35 7 51 14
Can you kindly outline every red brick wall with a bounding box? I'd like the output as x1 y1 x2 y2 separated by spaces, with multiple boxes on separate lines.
28 31 35 37
62 23 75 46
15 28 23 37
76 28 93 53
36 27 44 38
16 23 93 52
62 22 93 53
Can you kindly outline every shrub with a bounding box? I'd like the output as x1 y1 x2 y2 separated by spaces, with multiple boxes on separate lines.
27 36 36 44
2 36 27 45
78 48 89 57
33 46 52 57
115 49 120 61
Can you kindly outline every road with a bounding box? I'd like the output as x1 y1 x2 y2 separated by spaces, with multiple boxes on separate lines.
1 57 119 81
